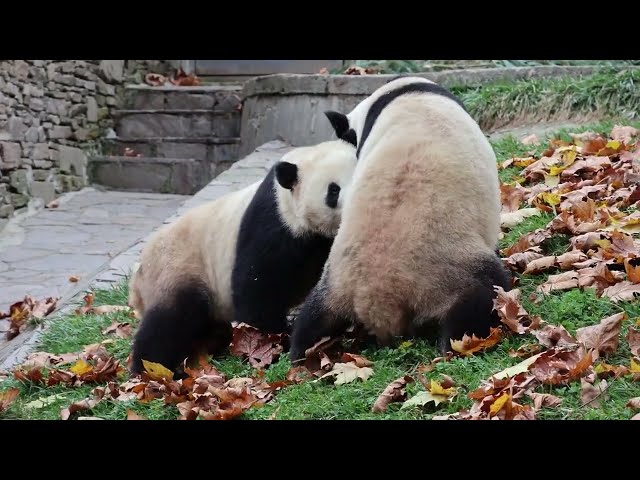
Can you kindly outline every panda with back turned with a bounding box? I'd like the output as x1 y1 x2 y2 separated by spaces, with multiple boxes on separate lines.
128 139 358 377
288 76 512 362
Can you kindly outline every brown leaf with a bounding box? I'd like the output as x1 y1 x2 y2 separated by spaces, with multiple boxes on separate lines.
575 312 626 359
628 327 640 357
536 271 579 295
320 361 374 385
509 343 543 358
450 327 502 356
624 258 640 284
594 362 630 379
21 351 80 369
500 184 527 212
126 409 147 420
504 229 553 257
505 247 544 271
101 321 133 339
341 353 374 367
529 346 593 385
556 251 588 270
533 323 577 348
61 388 106 420
285 366 315 384
527 392 562 411
627 397 640 410
581 378 608 408
229 323 285 368
372 375 414 413
0 388 20 412
611 125 640 145
68 275 80 283
14 367 44 384
523 255 557 275
144 73 167 86
492 287 541 334
5 296 58 340
521 133 540 146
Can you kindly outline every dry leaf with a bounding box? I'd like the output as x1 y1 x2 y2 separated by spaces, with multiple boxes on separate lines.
628 328 640 357
320 362 374 385
581 378 608 407
575 312 626 358
527 392 562 410
533 323 578 348
627 397 640 410
500 208 541 229
127 409 147 420
0 388 20 412
102 321 133 339
450 327 502 356
141 360 174 382
68 275 80 283
229 323 285 368
372 375 413 413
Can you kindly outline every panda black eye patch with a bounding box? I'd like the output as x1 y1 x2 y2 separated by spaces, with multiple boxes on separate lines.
325 182 341 208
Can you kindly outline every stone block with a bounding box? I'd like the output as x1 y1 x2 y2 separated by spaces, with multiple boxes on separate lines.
0 141 22 167
30 181 56 204
166 92 214 110
50 126 73 139
9 169 31 194
156 142 207 160
99 60 124 82
58 145 87 177
212 113 241 137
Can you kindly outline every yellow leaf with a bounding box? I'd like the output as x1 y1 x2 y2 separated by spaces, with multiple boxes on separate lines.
561 148 577 166
595 239 612 249
401 391 448 409
400 341 413 349
493 352 544 380
142 359 174 381
544 174 560 187
513 157 536 167
549 166 566 176
540 192 561 206
490 392 511 416
429 379 456 397
636 318 640 327
606 140 621 150
319 362 374 385
70 359 93 376
631 358 640 373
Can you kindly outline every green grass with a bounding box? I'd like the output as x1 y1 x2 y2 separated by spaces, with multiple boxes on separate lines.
3 120 640 421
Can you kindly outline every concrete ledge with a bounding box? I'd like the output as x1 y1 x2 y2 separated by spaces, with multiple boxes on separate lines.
238 66 640 156
0 139 293 371
88 156 208 195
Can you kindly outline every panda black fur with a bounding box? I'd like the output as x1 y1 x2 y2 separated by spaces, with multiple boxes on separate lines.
288 76 512 362
128 140 357 376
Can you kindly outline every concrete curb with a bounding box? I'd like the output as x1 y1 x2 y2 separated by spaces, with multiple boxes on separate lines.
0 139 293 371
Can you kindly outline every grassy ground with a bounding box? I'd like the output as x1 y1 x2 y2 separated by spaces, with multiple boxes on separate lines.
2 119 640 420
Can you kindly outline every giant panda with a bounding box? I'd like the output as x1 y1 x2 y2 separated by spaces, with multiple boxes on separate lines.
128 139 358 377
288 76 512 362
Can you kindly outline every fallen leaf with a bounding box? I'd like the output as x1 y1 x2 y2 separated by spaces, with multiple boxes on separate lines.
523 255 557 275
372 375 413 413
556 251 588 270
527 392 562 410
575 312 625 359
69 359 93 376
627 397 640 410
68 275 80 283
229 323 285 368
521 133 540 145
21 351 79 369
141 360 174 382
450 327 502 356
492 287 541 334
493 352 544 380
594 362 630 379
61 396 104 420
23 394 68 410
500 208 541 229
611 125 640 145
102 321 133 339
628 328 640 357
536 271 579 295
509 343 543 358
320 361 374 385
127 409 147 420
46 199 59 208
401 391 449 409
341 353 374 368
0 388 20 412
581 378 608 407
529 346 593 385
505 247 545 271
490 392 512 416
91 305 132 315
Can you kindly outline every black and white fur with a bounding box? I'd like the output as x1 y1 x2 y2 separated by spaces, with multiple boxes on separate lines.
288 76 512 362
128 140 357 376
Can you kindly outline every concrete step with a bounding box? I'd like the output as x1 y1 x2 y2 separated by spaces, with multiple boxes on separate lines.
115 109 241 139
103 136 240 169
122 84 243 111
88 156 214 195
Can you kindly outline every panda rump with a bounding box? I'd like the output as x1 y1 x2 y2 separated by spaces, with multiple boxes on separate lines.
288 77 512 362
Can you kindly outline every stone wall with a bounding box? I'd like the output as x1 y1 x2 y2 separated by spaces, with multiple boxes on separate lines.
0 60 173 228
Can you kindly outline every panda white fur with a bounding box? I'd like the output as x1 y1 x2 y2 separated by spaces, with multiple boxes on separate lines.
288 76 512 362
128 139 357 376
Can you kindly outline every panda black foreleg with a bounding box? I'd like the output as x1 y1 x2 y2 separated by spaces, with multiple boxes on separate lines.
288 277 350 363
130 282 221 379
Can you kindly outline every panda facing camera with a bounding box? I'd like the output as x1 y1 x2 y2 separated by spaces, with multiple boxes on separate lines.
288 76 512 363
128 139 358 377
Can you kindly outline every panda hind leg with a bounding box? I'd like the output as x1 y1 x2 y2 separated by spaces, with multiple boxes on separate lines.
437 255 512 354
130 281 222 380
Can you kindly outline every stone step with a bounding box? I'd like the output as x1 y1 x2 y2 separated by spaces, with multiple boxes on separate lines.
103 136 240 167
88 156 213 195
115 109 241 139
122 84 243 111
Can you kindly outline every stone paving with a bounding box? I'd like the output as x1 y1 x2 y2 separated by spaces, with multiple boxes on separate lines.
0 139 293 369
0 188 189 336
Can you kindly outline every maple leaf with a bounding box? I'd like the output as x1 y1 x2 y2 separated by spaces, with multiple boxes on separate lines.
521 133 540 146
450 327 502 355
301 335 343 374
581 378 608 408
341 353 374 367
624 258 640 284
536 271 579 295
14 367 44 385
70 359 93 376
500 183 528 212
0 388 20 413
602 281 640 303
493 352 544 380
61 387 106 420
611 125 640 145
556 251 588 270
627 397 640 410
500 208 541 229
5 296 58 340
20 351 79 369
527 392 562 411
628 328 640 357
529 346 593 385
523 255 557 275
594 362 630 379
372 375 414 413
505 247 544 271
509 343 543 359
320 361 374 385
285 366 315 384
533 323 577 348
141 360 174 382
127 409 148 420
492 287 541 334
401 391 450 409
229 323 285 368
575 312 626 359
101 321 133 339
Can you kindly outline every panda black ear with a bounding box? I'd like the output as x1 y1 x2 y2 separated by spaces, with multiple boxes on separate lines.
324 110 350 139
341 128 357 147
275 161 298 190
